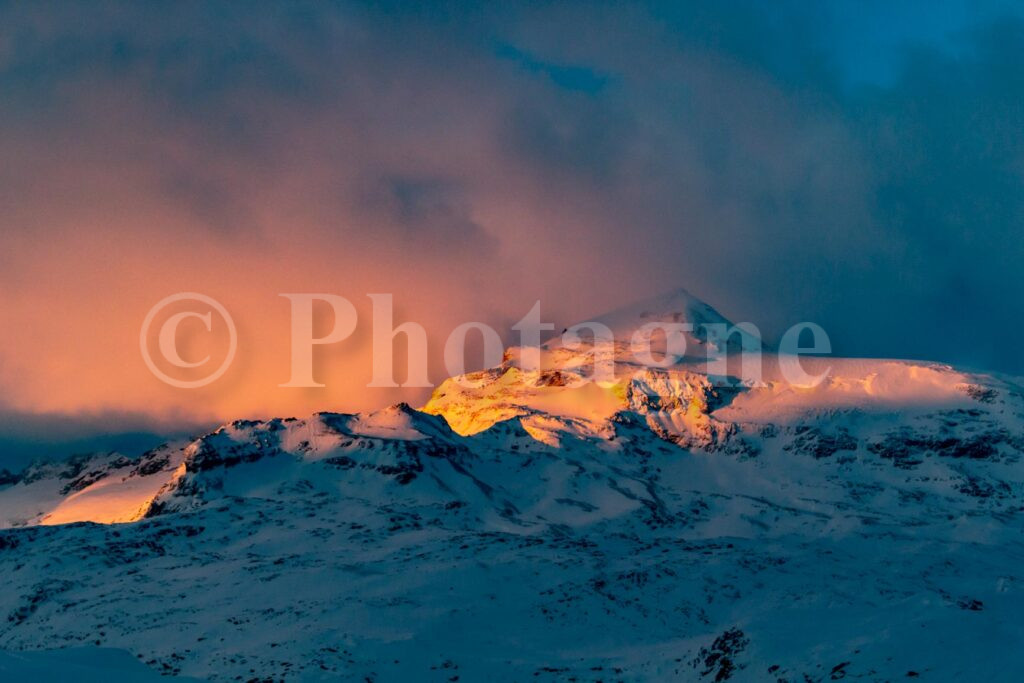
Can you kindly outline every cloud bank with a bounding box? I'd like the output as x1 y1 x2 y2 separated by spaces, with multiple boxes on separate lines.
1 1 1022 443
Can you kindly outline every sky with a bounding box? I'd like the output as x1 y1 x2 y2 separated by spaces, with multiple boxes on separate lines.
1 1 1023 465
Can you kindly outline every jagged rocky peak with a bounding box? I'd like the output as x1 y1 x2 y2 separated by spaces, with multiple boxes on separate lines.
423 287 765 438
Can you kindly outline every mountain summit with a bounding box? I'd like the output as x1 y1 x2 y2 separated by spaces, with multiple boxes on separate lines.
580 286 757 345
540 286 764 360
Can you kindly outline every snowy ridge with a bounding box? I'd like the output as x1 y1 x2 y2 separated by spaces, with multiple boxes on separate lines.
0 289 1022 680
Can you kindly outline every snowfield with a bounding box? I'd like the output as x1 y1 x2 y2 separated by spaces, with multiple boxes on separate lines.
0 289 1022 681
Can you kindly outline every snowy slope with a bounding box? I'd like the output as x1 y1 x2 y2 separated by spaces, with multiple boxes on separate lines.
0 289 1022 681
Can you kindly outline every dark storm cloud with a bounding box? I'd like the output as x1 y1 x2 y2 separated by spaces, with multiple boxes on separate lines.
842 15 1024 371
484 1 1024 373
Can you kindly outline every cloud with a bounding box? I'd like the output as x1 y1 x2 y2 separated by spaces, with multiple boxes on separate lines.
0 0 1022 439
0 405 211 471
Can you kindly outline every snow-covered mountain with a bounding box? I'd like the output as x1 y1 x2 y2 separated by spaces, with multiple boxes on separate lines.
0 289 1022 681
